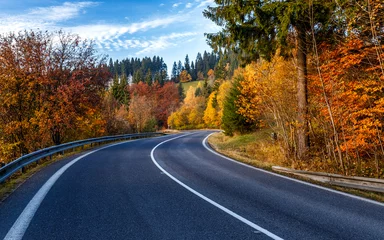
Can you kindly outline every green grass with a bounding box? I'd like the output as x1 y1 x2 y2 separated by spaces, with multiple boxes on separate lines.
180 80 203 92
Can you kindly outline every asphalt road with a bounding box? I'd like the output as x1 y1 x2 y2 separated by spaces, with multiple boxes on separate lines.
0 131 383 240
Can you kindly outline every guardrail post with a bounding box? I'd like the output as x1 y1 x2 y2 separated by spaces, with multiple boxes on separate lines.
22 166 26 174
1 162 5 167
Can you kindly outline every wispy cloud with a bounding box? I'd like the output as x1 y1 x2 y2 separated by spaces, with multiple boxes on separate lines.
0 1 99 33
28 2 99 21
197 0 214 8
0 0 219 61
136 32 198 54
172 2 182 8
69 15 182 45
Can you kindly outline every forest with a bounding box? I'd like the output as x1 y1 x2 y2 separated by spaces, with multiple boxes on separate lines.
0 0 383 179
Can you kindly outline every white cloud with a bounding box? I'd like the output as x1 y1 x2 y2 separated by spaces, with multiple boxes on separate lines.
0 0 219 71
68 15 181 47
197 0 214 8
0 1 99 33
135 32 198 55
28 2 98 21
172 2 182 8
159 3 165 7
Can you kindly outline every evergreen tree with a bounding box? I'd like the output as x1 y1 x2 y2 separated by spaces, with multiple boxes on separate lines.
108 58 114 75
195 52 203 75
111 74 129 105
203 51 210 74
221 76 255 136
177 82 185 100
171 61 178 82
190 61 196 81
184 54 191 75
145 69 152 85
177 60 183 75
133 70 143 84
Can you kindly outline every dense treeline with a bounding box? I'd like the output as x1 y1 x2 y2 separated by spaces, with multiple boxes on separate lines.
183 0 384 177
170 50 238 82
0 31 110 163
108 56 168 85
169 0 384 178
0 31 181 165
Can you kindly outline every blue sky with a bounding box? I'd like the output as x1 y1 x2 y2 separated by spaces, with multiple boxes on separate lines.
0 0 219 73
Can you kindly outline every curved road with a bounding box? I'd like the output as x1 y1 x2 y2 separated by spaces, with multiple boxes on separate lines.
0 131 383 239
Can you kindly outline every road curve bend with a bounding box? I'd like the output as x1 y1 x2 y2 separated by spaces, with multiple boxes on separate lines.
0 131 383 240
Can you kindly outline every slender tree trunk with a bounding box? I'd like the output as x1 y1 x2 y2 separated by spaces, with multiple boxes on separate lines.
296 27 309 160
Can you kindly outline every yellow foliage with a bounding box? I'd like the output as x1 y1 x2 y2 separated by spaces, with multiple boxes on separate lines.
216 80 232 121
203 91 219 127
167 86 205 129
179 70 192 83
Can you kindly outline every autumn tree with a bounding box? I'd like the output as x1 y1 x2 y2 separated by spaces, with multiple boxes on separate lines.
153 82 180 128
179 70 192 83
221 72 256 136
0 30 109 162
204 0 336 159
236 54 297 158
128 95 155 133
203 91 219 128
168 87 205 129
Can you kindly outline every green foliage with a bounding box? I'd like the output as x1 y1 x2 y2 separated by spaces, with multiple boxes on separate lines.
109 56 168 84
221 75 256 136
177 83 185 100
111 74 129 105
204 0 335 63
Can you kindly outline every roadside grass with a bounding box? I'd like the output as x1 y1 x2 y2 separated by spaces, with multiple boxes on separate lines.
208 129 288 170
208 131 384 203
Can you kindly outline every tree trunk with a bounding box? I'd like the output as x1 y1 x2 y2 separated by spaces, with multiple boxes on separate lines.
296 27 309 160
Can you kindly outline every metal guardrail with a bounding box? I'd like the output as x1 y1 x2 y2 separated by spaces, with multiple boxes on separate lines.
272 166 384 193
0 132 164 184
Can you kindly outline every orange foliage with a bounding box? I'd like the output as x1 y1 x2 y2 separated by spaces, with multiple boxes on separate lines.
0 31 109 163
309 37 384 176
179 70 192 83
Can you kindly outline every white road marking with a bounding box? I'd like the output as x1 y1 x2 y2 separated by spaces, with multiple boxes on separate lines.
4 139 147 240
150 133 284 240
202 133 384 208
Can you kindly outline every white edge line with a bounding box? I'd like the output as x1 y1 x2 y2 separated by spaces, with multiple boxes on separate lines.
4 137 160 240
150 133 284 240
202 132 384 208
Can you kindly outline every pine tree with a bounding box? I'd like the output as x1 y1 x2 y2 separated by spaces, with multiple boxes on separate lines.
177 60 183 74
145 69 152 85
108 58 114 75
133 70 143 84
171 61 178 82
184 54 191 75
190 61 196 81
177 83 185 100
